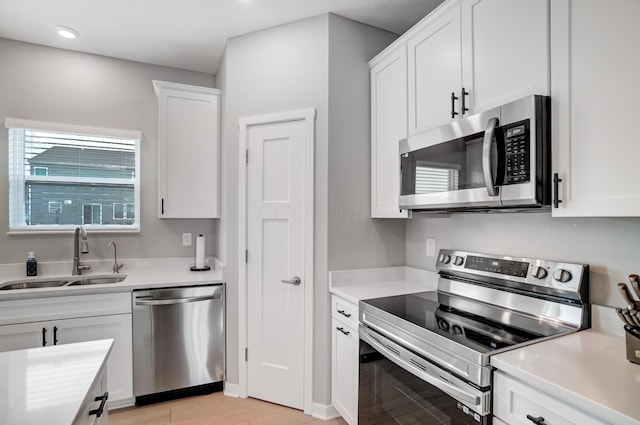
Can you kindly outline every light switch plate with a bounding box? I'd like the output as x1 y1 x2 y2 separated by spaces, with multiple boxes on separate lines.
182 233 192 246
426 238 436 257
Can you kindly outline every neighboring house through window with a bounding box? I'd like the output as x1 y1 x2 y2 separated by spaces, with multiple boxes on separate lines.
415 162 460 194
5 118 141 232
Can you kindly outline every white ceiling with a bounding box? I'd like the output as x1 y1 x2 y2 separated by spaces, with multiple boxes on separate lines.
0 0 443 75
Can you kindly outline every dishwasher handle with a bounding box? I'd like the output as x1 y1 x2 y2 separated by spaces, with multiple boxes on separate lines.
135 294 221 306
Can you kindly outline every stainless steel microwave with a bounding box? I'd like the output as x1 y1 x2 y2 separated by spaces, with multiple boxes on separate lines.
399 95 551 212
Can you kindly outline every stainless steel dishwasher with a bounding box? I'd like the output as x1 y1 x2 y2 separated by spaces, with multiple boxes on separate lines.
132 284 224 405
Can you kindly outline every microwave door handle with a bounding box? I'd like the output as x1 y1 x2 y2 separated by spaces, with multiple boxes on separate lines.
482 117 499 196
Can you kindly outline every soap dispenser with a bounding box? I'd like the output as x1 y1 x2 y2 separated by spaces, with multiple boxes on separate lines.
26 251 37 276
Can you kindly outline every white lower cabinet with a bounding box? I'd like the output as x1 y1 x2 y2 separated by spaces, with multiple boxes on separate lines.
331 296 359 425
0 321 50 350
493 371 607 425
0 293 133 407
73 361 109 425
57 314 133 405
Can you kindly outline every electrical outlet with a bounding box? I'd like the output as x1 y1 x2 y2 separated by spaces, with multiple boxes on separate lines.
182 233 192 246
426 238 436 257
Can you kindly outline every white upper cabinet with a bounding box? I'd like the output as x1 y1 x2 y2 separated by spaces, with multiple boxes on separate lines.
551 0 640 217
370 45 410 218
407 0 462 135
370 0 550 217
406 0 549 136
461 0 549 114
154 81 221 218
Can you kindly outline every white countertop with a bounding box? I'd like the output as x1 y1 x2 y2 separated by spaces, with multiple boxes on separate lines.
329 266 438 304
0 339 113 425
0 257 225 300
491 329 640 425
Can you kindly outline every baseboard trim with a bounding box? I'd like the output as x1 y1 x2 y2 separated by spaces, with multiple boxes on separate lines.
223 382 241 398
312 402 340 420
108 397 135 410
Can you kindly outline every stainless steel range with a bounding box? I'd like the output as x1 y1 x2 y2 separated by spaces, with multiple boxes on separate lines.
358 249 589 424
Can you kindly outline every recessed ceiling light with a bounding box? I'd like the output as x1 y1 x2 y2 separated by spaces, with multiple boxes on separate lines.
56 26 79 40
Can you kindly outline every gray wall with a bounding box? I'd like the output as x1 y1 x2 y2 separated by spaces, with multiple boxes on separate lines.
0 38 217 264
327 15 405 270
217 14 402 407
406 213 640 307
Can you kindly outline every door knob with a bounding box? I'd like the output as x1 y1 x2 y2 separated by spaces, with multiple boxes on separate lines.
281 276 301 286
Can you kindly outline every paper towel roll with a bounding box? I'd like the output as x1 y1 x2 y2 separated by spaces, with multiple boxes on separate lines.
195 234 205 269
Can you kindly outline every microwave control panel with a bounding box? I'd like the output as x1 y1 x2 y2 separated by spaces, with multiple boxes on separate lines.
504 121 530 184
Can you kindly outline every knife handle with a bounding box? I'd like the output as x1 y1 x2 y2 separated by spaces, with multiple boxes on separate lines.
617 308 631 326
617 283 636 310
630 310 640 327
629 274 640 300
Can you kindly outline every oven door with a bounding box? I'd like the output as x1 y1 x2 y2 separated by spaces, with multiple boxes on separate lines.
359 326 491 425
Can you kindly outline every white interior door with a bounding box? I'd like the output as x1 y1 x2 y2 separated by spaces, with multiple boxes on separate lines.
246 119 307 409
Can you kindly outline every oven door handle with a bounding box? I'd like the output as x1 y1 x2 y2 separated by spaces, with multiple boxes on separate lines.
360 328 481 407
482 117 499 197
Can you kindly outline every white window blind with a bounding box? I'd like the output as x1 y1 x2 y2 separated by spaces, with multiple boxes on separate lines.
6 118 141 232
415 165 459 194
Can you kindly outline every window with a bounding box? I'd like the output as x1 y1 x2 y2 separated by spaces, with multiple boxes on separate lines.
6 117 141 233
113 203 135 220
33 167 48 176
82 204 103 225
48 201 62 214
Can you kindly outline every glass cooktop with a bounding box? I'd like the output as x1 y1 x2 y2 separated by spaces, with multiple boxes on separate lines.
361 291 558 353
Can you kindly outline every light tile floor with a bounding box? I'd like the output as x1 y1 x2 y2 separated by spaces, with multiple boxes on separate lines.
109 393 348 425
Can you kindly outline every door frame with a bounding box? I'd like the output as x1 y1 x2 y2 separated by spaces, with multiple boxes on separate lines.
237 108 315 414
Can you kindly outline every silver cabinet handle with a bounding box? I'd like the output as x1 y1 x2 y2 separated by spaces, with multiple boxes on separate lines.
281 276 301 286
135 294 220 306
482 117 499 197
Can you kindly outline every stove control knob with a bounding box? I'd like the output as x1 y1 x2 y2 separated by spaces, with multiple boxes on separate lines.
438 319 450 331
439 254 451 264
532 266 548 279
453 256 464 266
553 268 572 283
452 325 463 335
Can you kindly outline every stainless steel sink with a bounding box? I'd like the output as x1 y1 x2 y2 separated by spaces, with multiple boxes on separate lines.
0 274 127 290
0 279 71 290
67 275 128 286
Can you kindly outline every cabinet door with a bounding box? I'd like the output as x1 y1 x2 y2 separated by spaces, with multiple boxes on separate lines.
155 81 221 218
461 0 549 114
0 321 49 351
494 371 607 425
55 314 133 405
407 0 462 134
551 0 640 217
370 46 410 218
73 363 108 425
331 318 358 425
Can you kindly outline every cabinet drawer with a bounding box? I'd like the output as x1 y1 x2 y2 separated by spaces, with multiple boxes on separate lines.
331 296 358 330
0 292 131 325
494 371 607 425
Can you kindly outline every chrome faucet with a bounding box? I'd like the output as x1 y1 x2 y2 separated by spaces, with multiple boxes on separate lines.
107 241 124 274
72 226 91 275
